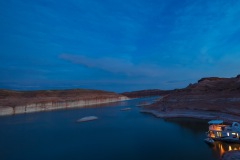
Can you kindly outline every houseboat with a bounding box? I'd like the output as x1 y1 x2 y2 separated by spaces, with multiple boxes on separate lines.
206 120 240 143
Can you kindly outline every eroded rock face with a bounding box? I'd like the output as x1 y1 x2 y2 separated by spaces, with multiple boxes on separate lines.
142 75 240 121
0 89 129 116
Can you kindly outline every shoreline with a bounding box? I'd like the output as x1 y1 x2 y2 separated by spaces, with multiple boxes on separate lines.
0 97 129 116
0 89 130 116
140 109 240 122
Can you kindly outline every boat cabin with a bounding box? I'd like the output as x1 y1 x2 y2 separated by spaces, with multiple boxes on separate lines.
207 120 240 142
207 120 226 138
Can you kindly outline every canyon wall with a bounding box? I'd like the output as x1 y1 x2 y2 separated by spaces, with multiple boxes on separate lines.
0 97 128 116
0 89 129 116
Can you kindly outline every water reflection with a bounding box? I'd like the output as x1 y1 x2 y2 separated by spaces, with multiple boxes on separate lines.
164 118 209 134
1 96 239 160
211 141 240 158
164 118 240 159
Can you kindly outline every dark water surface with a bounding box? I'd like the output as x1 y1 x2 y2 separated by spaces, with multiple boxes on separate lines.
0 97 239 160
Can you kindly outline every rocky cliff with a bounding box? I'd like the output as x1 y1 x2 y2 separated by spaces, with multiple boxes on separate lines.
141 75 240 121
0 89 129 116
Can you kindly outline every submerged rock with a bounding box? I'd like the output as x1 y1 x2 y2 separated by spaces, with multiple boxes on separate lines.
76 116 98 122
121 108 131 111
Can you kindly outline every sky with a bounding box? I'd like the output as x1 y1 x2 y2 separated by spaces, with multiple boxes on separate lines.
1 0 240 92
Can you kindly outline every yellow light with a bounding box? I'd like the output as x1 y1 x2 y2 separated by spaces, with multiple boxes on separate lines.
219 144 225 157
229 146 232 151
232 133 236 135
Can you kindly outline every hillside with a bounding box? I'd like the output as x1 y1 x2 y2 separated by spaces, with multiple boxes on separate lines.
141 75 240 121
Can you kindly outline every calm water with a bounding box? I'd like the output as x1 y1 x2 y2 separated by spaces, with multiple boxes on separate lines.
0 97 239 160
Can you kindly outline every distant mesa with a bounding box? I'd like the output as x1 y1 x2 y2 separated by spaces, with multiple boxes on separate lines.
197 77 224 83
122 89 171 98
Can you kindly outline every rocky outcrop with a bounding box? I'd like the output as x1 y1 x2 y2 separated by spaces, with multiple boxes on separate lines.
221 150 240 160
141 75 240 121
122 89 171 98
0 89 129 116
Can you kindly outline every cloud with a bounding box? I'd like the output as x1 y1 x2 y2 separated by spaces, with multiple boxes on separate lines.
59 53 165 77
59 53 236 85
2 0 240 92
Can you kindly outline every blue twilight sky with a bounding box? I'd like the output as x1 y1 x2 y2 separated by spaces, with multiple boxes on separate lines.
1 0 240 92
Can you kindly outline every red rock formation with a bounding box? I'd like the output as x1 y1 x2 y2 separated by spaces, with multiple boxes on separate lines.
0 89 129 116
142 75 240 121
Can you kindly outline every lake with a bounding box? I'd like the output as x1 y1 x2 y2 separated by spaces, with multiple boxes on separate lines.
0 97 239 160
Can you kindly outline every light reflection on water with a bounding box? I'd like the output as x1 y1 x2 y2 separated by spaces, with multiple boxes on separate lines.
211 141 240 158
165 118 240 159
0 96 239 160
